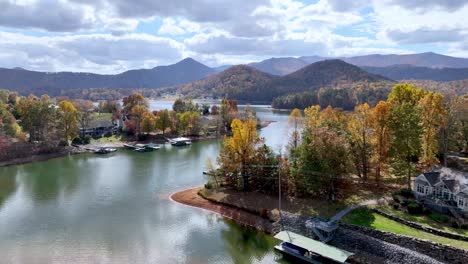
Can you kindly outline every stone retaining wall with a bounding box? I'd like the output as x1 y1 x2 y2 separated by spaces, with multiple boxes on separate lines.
343 223 468 264
372 208 468 242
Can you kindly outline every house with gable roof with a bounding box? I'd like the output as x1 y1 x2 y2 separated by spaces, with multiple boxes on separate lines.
413 169 468 214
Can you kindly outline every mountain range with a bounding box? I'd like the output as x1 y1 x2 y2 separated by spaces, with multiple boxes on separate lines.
1 52 468 98
0 58 215 96
177 60 393 102
246 52 468 76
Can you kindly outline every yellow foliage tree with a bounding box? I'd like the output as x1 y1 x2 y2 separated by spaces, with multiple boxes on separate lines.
347 103 372 181
418 92 447 169
371 101 392 181
219 118 260 190
57 100 78 145
140 112 157 135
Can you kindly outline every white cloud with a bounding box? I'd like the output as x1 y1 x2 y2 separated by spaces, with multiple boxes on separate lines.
0 0 467 72
0 32 184 73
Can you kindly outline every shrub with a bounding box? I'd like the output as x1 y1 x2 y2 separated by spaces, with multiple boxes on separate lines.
72 136 91 145
204 182 212 189
392 202 400 210
430 212 449 223
450 220 460 228
392 192 401 203
400 188 414 198
461 224 467 230
407 201 422 214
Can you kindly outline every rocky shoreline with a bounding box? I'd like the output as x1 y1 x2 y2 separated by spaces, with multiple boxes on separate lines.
171 186 467 264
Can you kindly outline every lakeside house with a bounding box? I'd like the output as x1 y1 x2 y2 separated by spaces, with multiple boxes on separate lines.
79 119 119 138
413 168 468 215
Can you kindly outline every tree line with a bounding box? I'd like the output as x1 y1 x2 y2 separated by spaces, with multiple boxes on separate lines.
211 84 467 200
0 90 255 147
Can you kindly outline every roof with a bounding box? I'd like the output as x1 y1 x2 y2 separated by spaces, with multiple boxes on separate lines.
443 179 457 193
274 231 353 263
422 172 441 186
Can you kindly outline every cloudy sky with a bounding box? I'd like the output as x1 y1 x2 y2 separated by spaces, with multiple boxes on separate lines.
1 0 467 73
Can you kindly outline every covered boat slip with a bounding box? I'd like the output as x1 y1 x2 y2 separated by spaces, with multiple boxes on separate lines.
274 231 353 263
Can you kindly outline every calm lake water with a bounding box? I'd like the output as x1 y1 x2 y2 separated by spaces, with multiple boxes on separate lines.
0 101 291 264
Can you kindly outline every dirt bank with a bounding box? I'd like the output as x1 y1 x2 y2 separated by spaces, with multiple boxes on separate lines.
170 187 273 233
0 147 84 167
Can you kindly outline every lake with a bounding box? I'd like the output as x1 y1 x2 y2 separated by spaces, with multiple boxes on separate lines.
0 101 292 263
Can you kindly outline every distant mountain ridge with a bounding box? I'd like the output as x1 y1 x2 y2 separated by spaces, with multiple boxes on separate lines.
362 65 468 81
343 52 468 68
0 58 215 96
247 52 468 76
177 59 392 102
2 52 468 97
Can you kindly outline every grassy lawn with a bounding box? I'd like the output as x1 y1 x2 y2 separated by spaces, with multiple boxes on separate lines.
90 135 122 144
343 208 468 250
92 112 112 120
377 204 468 236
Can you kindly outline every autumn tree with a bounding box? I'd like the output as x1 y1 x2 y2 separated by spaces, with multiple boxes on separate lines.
287 109 303 167
141 112 157 135
371 101 392 181
418 92 447 169
72 99 94 139
156 109 170 135
388 84 425 188
16 95 55 142
218 118 261 191
297 127 351 200
173 98 198 113
210 105 219 115
177 112 190 135
220 99 239 132
130 105 148 136
0 102 20 138
347 103 373 181
446 96 468 154
57 101 79 145
123 94 148 115
304 105 321 133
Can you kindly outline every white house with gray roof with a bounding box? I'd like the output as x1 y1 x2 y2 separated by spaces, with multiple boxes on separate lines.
413 169 468 213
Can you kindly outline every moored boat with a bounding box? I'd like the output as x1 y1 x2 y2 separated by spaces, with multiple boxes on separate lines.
274 231 353 264
169 137 192 146
145 143 161 150
123 143 136 149
94 147 117 154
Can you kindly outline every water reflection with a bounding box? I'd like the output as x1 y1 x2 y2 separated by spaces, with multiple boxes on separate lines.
0 102 292 263
20 155 83 203
221 220 280 264
0 170 16 207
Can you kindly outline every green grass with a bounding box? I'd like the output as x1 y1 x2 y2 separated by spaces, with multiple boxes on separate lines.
378 205 468 236
92 112 112 120
90 135 122 144
343 208 468 250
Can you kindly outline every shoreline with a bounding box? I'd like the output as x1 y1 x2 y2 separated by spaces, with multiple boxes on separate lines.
0 147 85 167
170 187 468 264
170 187 273 233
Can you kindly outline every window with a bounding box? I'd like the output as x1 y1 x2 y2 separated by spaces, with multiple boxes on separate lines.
458 197 465 208
417 184 425 194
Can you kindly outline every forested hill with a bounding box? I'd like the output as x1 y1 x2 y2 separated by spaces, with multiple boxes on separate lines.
176 65 278 101
272 59 391 93
361 65 468 81
0 58 215 96
176 59 393 102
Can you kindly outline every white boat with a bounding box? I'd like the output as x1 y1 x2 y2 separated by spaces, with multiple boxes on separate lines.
274 231 353 264
169 137 192 146
145 143 161 150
